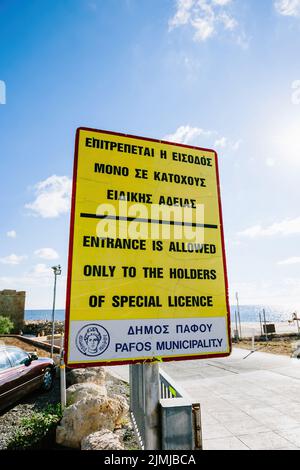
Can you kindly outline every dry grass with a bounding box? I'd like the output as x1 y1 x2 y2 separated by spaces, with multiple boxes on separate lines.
235 335 300 357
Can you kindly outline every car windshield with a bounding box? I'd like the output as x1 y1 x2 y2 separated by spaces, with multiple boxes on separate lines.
6 348 29 366
0 351 11 370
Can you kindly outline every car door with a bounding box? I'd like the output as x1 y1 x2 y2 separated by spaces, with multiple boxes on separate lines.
4 348 38 403
0 349 19 411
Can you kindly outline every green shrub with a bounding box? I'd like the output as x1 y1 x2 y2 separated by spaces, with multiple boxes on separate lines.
0 315 14 334
7 403 62 450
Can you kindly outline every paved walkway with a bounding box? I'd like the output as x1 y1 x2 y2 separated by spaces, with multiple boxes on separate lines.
108 348 300 450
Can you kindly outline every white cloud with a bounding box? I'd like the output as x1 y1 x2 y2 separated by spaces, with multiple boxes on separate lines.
275 0 300 17
213 0 232 5
239 217 300 238
0 265 66 309
25 175 72 218
214 136 241 151
231 139 242 151
34 248 59 260
0 264 61 287
169 0 240 43
219 12 238 30
229 279 300 309
169 0 194 27
214 136 228 148
32 263 52 277
0 272 64 310
163 125 241 153
164 125 213 144
6 230 16 238
0 272 66 309
278 257 300 265
266 157 276 167
236 30 250 49
192 17 215 41
0 254 27 265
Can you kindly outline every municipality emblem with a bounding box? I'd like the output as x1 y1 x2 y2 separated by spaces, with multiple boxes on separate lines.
76 324 110 356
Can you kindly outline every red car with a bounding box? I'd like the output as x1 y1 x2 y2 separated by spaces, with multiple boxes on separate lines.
0 345 56 412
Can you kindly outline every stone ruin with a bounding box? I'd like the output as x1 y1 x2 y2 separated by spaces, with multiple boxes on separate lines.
0 289 26 332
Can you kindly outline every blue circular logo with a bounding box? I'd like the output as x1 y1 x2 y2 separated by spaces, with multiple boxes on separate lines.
75 324 110 356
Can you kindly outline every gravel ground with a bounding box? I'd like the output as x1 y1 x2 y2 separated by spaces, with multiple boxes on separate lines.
0 372 61 449
0 369 138 450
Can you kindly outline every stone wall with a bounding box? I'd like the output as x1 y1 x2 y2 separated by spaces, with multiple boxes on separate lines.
23 320 64 336
0 290 26 332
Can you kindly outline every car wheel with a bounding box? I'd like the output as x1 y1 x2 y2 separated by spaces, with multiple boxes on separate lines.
41 367 54 392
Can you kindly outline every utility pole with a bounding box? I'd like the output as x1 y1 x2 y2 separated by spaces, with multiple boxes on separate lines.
236 292 242 339
259 311 263 337
60 334 66 410
263 308 268 342
234 310 239 341
51 265 62 358
293 312 300 336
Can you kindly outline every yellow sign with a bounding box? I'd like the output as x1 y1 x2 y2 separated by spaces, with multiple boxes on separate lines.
65 128 231 366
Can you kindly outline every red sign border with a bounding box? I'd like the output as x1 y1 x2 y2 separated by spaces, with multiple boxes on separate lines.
64 127 232 368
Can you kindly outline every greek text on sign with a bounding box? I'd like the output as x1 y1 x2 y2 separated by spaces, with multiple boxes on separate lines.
65 128 231 367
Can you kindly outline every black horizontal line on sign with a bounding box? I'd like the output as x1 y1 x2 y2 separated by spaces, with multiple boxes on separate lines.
80 213 218 229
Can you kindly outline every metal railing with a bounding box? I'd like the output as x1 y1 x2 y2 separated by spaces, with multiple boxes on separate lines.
129 363 202 450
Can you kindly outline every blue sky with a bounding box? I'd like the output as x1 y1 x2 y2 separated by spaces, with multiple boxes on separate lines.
1 0 300 310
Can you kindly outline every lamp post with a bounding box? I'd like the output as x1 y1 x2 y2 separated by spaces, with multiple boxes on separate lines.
293 312 300 336
51 265 62 358
236 292 242 339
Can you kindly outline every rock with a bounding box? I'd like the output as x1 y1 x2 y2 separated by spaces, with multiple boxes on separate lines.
23 320 64 336
81 429 124 450
56 394 129 448
292 341 300 358
66 383 107 406
110 393 130 428
105 370 125 385
67 367 106 386
115 421 135 446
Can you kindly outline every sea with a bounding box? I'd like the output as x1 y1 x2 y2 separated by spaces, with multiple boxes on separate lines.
25 305 296 323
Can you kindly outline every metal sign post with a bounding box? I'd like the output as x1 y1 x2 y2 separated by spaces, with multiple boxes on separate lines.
143 363 160 450
50 265 61 358
60 334 66 410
